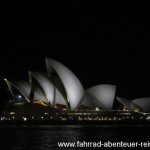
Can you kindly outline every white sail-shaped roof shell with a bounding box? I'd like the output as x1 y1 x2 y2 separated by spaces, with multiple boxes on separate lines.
12 82 31 102
29 72 67 106
130 102 141 111
34 87 48 101
46 58 84 110
15 81 48 102
132 97 150 112
116 97 131 110
86 84 116 110
55 88 68 106
29 72 54 104
78 93 105 109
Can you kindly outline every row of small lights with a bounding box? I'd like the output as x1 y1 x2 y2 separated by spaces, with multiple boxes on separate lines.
0 116 53 121
49 116 144 121
1 116 143 121
77 116 143 121
1 112 144 121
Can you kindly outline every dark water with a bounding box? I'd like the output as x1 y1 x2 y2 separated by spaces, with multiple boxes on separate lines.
0 125 150 150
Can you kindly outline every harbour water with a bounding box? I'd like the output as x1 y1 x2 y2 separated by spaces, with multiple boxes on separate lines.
0 125 150 149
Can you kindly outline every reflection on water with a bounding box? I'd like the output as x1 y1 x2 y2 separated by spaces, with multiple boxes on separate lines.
0 125 150 150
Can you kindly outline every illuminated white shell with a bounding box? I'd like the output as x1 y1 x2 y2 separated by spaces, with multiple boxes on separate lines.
15 81 47 102
46 58 84 110
29 72 54 104
132 97 150 112
116 97 131 110
29 72 67 106
86 84 116 110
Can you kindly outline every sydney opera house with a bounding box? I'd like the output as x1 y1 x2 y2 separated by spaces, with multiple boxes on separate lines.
1 58 150 124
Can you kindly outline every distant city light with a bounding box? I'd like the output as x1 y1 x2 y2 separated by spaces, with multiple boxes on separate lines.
10 112 15 115
22 117 27 121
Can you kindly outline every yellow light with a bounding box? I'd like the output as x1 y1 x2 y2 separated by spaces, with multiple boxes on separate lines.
33 100 48 106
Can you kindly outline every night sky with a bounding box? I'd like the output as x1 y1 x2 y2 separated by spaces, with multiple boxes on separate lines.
0 2 150 106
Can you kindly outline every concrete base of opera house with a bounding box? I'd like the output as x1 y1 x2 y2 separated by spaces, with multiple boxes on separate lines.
1 102 150 125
